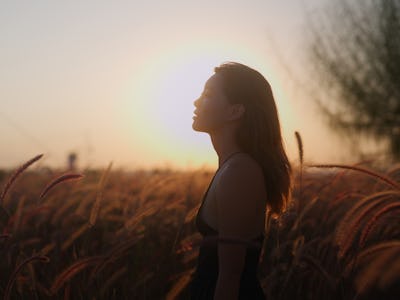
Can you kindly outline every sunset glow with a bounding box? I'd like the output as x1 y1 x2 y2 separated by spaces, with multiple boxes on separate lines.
120 41 295 170
0 0 351 171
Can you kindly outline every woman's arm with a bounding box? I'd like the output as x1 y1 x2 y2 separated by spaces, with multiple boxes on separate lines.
214 156 266 300
214 243 246 299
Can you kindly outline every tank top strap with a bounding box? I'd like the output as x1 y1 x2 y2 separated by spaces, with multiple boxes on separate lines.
200 151 246 200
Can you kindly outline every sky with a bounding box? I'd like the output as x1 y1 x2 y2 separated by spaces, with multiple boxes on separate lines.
1 0 356 171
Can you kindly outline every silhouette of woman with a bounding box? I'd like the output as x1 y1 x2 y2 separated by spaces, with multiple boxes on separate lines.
189 62 292 299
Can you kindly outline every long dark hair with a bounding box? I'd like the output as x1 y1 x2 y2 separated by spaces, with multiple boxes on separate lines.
214 62 292 216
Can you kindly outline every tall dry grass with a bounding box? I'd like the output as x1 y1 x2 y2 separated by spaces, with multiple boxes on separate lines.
0 155 211 298
258 132 400 299
0 148 399 299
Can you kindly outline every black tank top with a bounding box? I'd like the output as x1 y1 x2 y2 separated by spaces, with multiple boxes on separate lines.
190 152 266 299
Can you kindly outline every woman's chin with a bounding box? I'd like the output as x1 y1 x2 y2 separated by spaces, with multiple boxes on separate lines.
192 120 206 132
192 122 200 131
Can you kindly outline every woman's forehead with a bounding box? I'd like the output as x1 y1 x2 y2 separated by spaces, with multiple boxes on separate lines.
204 73 223 90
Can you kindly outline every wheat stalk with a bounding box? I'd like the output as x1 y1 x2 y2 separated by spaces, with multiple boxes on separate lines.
355 247 399 295
344 241 400 276
327 190 364 210
335 191 399 254
290 196 319 232
61 223 88 251
359 202 400 247
50 197 79 225
40 173 83 199
337 191 398 233
71 194 92 218
124 206 159 230
89 233 145 280
0 154 43 204
50 256 103 295
294 131 304 211
40 242 56 256
291 235 305 257
294 131 303 165
166 267 195 300
4 254 49 300
89 161 112 227
336 194 395 258
12 195 26 234
20 204 51 227
308 164 400 190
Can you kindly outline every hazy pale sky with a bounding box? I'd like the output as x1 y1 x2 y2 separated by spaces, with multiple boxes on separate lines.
1 0 353 171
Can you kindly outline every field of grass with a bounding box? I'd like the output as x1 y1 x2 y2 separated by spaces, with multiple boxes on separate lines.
0 153 399 299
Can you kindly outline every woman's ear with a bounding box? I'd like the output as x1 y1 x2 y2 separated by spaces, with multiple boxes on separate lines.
228 103 245 121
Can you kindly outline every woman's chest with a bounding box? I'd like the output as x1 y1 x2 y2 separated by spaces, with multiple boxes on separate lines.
200 177 219 230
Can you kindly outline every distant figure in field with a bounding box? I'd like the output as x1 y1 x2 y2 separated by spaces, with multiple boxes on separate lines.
68 152 77 171
189 62 292 299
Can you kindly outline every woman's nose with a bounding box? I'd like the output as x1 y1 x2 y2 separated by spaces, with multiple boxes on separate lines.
193 97 200 107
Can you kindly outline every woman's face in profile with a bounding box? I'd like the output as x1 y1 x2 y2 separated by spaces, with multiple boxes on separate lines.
192 73 231 133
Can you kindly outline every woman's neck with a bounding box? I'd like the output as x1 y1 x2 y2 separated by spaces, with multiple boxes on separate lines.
209 127 243 168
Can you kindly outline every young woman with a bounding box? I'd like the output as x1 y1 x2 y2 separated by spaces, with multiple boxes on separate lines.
189 62 292 299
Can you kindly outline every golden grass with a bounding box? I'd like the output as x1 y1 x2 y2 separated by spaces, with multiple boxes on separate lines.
335 190 399 258
1 152 399 298
344 240 400 277
50 256 104 295
359 202 400 247
40 173 84 199
166 267 195 300
355 247 400 294
308 164 400 190
61 223 89 251
294 131 303 165
0 154 43 204
4 254 49 300
89 161 112 227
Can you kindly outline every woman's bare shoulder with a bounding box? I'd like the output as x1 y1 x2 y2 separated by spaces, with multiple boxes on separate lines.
222 152 264 179
217 152 265 197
